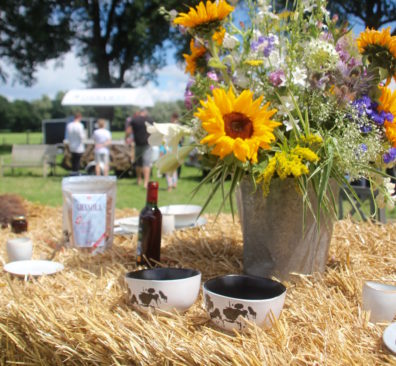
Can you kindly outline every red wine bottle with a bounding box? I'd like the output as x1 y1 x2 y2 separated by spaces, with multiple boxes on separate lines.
136 181 162 266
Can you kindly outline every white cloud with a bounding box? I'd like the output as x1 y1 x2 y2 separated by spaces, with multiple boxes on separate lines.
1 52 189 103
1 52 85 101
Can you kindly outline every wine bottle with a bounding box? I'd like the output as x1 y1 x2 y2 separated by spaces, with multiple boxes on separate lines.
136 181 162 266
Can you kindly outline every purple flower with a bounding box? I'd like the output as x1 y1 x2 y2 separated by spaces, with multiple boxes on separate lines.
207 71 219 82
352 96 372 116
250 35 276 57
383 148 396 164
360 144 368 152
269 69 285 87
385 112 394 122
360 125 372 133
184 80 195 110
371 111 386 125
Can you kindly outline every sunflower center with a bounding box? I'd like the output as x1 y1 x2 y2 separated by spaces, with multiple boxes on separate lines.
224 112 253 139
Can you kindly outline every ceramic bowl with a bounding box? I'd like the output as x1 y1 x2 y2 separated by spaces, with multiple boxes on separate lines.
362 281 396 323
203 274 286 331
125 267 201 313
159 205 202 228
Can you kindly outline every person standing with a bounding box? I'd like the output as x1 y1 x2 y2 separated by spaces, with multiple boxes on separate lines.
93 119 112 176
165 112 180 192
66 112 85 175
129 109 154 189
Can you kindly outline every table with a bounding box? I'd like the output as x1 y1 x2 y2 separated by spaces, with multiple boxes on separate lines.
0 202 395 365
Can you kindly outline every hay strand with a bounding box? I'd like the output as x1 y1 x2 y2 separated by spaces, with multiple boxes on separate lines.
0 201 395 364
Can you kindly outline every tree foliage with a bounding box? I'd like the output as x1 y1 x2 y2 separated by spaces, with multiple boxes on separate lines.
0 0 72 85
0 0 198 88
0 93 185 133
327 0 396 35
273 0 396 34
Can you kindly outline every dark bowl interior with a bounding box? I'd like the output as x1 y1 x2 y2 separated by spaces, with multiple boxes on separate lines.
126 267 200 281
204 274 286 300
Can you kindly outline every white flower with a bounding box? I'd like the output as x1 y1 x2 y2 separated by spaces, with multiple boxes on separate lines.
156 145 194 174
305 39 339 72
276 96 296 116
146 122 192 152
169 9 178 21
223 33 239 49
375 177 396 209
283 118 301 132
291 66 307 87
234 70 250 88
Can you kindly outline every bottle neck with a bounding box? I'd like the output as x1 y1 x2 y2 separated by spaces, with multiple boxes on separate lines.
146 181 158 205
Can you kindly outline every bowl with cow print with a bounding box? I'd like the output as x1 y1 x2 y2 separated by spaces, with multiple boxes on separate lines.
125 267 201 313
203 274 286 332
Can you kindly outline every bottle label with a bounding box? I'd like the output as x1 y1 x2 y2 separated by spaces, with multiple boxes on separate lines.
136 217 143 261
72 193 107 248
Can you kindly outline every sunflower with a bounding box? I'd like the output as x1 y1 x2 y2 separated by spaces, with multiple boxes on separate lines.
195 88 281 163
184 39 207 76
212 27 226 46
357 27 396 83
173 1 234 31
378 86 396 147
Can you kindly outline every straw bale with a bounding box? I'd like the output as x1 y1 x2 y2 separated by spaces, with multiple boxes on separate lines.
0 201 395 365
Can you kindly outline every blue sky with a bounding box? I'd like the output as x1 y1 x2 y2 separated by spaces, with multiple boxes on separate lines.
0 9 394 102
0 47 189 103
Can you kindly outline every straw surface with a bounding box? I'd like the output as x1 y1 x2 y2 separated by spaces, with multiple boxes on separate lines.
0 201 395 365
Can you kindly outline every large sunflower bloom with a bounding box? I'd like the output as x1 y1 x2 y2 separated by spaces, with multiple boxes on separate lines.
195 88 281 163
357 27 396 83
173 1 234 30
378 86 396 147
184 39 207 76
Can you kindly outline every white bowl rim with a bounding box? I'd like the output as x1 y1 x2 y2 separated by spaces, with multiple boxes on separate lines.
203 274 286 303
125 267 201 283
159 204 202 216
364 281 396 293
7 237 31 244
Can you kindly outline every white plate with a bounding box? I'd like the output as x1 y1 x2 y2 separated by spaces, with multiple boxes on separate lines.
114 216 207 235
383 322 396 354
115 216 139 229
4 260 64 277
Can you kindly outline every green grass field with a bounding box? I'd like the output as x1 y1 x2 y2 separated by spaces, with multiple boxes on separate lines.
0 165 232 212
0 131 126 146
0 132 395 219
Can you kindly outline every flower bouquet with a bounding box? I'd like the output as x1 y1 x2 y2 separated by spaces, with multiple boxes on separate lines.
152 0 396 278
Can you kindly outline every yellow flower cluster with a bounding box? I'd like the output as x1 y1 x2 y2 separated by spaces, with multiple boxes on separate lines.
257 144 320 195
298 134 323 148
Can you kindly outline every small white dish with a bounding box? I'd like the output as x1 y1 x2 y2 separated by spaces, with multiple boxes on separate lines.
114 215 207 235
115 217 139 233
159 204 202 227
383 323 396 354
4 260 64 277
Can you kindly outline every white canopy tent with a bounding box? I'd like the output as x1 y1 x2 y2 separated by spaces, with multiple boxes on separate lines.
61 88 154 107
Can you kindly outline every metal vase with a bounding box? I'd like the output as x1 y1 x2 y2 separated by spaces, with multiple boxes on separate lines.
236 177 336 280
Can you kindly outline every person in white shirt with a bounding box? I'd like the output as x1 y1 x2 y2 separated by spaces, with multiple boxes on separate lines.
66 112 85 174
93 119 112 176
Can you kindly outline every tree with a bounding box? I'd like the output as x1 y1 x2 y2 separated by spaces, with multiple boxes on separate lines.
272 0 396 35
0 0 72 85
327 0 396 35
0 0 198 88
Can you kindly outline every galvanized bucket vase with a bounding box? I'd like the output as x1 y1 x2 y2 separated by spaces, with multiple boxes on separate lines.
236 177 336 280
